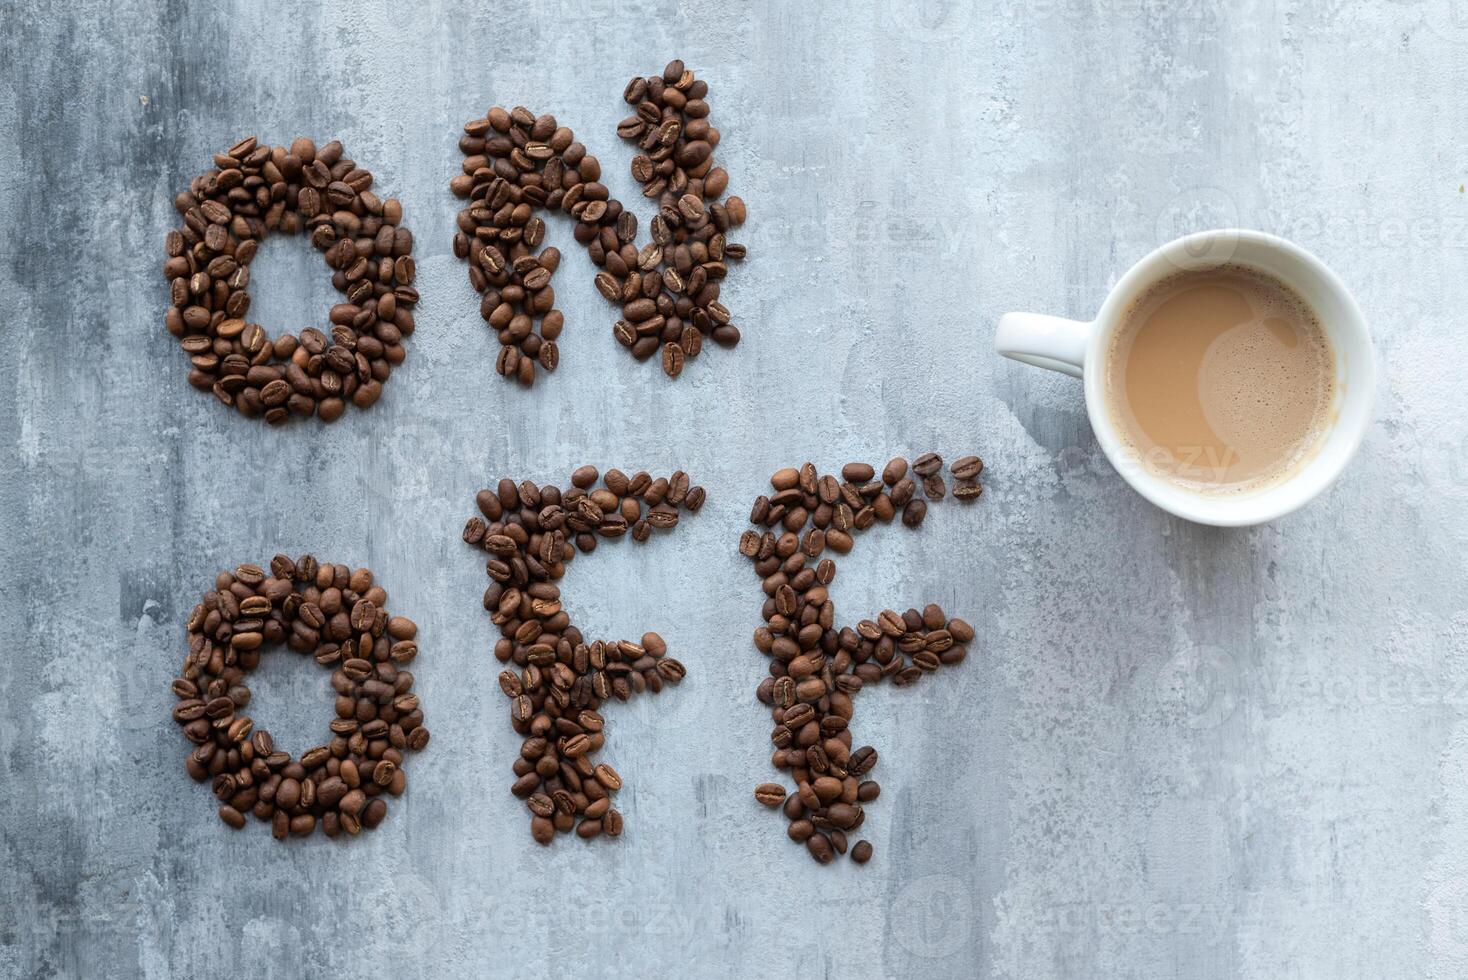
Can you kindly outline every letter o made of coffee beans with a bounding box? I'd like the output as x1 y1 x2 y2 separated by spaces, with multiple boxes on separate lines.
742 455 986 865
164 137 418 424
451 59 747 386
460 467 704 843
171 556 428 838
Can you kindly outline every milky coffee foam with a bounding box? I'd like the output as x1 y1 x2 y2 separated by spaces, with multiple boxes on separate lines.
1104 264 1336 494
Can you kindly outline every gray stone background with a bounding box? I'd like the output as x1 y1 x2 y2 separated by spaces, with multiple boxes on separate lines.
2 0 1466 977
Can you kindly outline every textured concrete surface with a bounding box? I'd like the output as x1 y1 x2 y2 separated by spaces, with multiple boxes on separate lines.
3 0 1468 977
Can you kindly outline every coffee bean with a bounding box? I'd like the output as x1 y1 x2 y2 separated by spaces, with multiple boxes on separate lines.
741 459 986 863
775 470 805 494
912 452 942 477
594 763 622 790
951 455 984 480
954 481 984 500
464 468 702 843
172 556 427 839
661 342 684 377
878 609 906 636
454 61 746 385
828 803 863 829
165 139 416 424
755 783 787 806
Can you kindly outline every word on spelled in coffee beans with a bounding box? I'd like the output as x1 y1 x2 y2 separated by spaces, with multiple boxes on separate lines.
462 468 703 843
741 454 986 864
164 137 418 424
451 58 746 386
172 557 428 839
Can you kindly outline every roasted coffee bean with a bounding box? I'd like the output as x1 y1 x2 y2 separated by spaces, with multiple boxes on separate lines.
463 468 701 843
594 763 622 790
661 341 684 378
754 783 787 806
951 455 984 480
912 452 943 477
454 60 746 385
891 477 916 507
171 557 427 839
742 460 986 863
164 139 416 424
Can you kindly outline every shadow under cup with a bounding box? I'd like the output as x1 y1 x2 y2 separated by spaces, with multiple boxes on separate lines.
1084 231 1375 527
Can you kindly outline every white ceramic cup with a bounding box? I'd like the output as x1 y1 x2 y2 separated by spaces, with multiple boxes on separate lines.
995 229 1374 526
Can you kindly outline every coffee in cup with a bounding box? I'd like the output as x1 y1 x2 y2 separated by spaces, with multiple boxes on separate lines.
994 229 1374 526
1103 264 1336 493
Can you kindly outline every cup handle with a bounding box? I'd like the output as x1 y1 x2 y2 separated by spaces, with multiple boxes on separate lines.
995 313 1093 379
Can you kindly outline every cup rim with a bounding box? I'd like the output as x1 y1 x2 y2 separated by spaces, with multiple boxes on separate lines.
1081 229 1375 527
